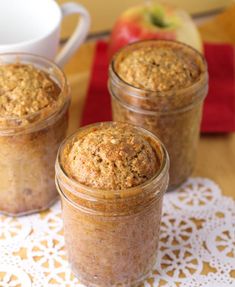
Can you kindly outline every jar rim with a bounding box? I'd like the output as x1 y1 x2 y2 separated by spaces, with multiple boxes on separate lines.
109 39 208 103
55 121 169 202
0 52 70 134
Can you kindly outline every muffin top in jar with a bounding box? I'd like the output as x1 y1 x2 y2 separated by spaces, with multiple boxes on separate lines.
0 60 69 131
61 122 162 191
114 40 204 92
0 63 61 118
0 63 64 124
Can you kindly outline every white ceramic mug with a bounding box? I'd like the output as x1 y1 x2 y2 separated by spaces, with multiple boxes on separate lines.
0 0 90 67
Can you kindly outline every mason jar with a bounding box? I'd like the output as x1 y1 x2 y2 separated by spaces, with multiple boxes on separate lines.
55 122 169 287
109 40 208 190
0 53 70 216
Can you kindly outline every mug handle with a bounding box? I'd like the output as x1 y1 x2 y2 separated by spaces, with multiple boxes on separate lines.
56 3 90 67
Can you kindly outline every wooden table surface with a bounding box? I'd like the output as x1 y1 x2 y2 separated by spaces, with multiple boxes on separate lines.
63 38 235 200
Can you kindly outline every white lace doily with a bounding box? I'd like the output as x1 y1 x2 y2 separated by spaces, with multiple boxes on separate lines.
0 177 234 287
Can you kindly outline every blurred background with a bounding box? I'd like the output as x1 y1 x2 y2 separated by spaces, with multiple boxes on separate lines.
58 0 233 39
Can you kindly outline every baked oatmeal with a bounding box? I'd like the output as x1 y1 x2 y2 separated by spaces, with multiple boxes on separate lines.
0 55 70 216
109 40 208 189
62 124 160 189
56 122 169 286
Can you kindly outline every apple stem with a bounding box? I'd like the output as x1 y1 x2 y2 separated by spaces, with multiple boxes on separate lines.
150 13 169 28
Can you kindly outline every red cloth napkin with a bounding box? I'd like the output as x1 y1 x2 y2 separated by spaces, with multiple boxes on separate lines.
81 41 235 133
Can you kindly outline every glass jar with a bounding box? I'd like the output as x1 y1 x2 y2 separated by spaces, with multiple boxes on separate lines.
0 53 70 216
109 40 208 190
55 122 169 287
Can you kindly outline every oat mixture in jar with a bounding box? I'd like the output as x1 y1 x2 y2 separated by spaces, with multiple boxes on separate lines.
109 40 208 189
55 122 169 287
0 54 70 216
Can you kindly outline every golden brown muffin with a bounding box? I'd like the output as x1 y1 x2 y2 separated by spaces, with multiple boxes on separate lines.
0 61 69 216
62 123 160 190
110 40 208 189
56 122 169 287
115 42 201 92
0 63 61 118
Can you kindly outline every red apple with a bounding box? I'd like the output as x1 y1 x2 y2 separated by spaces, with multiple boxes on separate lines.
108 3 203 58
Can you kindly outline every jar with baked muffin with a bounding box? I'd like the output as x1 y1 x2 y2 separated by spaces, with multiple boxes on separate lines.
55 122 169 287
0 53 70 216
109 40 208 190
